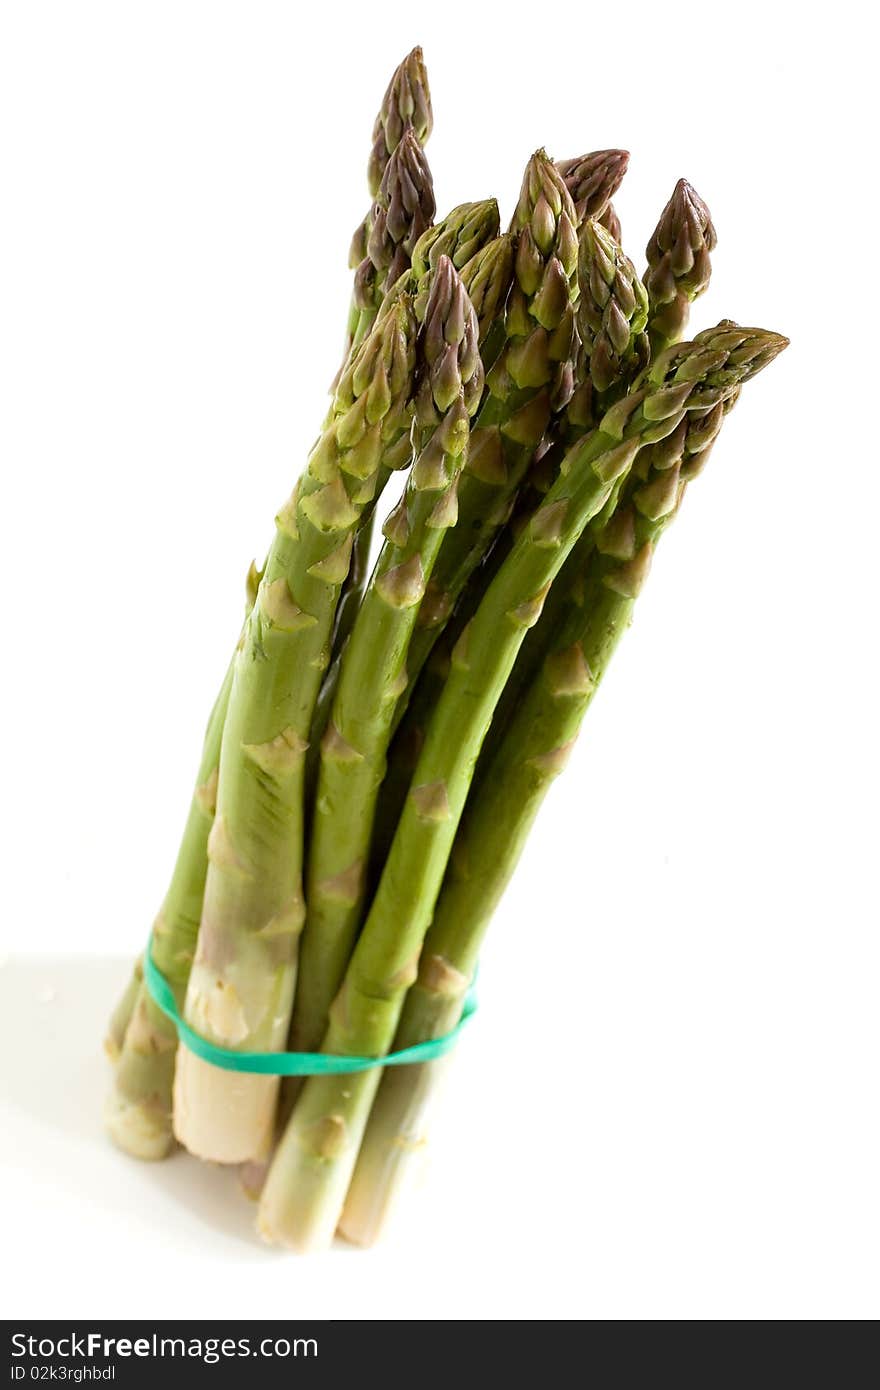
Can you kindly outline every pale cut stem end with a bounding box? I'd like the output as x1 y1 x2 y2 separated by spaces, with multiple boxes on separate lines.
104 1092 176 1162
337 1058 448 1246
172 1046 278 1164
256 1072 383 1252
335 1144 422 1247
257 1160 352 1254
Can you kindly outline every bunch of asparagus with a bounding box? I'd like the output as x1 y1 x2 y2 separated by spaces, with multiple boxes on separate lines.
104 47 787 1250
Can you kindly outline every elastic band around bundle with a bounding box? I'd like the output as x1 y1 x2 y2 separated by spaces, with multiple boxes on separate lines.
143 940 477 1077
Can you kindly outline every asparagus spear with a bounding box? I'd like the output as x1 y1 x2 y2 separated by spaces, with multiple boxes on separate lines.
313 227 516 776
547 215 648 455
107 65 434 1160
251 241 508 1184
359 233 518 868
105 565 260 1158
330 52 433 654
104 956 143 1063
477 188 715 846
460 217 650 771
556 149 629 225
342 48 433 364
256 257 500 1175
367 46 433 199
411 200 502 280
577 217 649 399
453 231 515 361
259 249 488 1172
351 128 435 352
172 298 418 1164
293 259 483 1064
309 202 503 781
396 151 578 716
255 322 769 1250
332 126 435 660
339 198 502 631
340 327 788 1244
516 210 648 511
645 178 716 356
375 218 658 860
525 182 713 663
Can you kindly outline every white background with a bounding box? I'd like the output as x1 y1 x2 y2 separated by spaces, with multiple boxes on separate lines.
1 0 877 1321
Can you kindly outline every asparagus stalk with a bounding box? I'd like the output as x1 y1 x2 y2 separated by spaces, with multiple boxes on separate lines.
365 233 518 866
340 326 788 1244
331 126 435 660
375 215 662 861
342 48 433 364
411 200 502 280
104 956 143 1062
515 209 647 506
308 202 502 781
334 199 501 642
105 574 256 1159
255 322 763 1250
645 178 716 356
107 69 434 1161
454 231 515 359
550 215 649 450
532 181 713 637
292 259 483 1064
312 227 515 780
396 151 578 716
577 218 649 400
172 298 418 1164
367 46 433 199
457 217 650 773
479 185 716 847
351 128 435 352
556 149 629 226
331 52 434 651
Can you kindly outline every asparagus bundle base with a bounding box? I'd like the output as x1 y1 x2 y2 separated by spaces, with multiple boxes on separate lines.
104 46 787 1252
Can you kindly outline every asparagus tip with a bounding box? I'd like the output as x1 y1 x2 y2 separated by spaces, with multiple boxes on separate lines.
512 148 577 254
657 322 789 407
418 253 483 414
368 47 433 197
651 177 718 256
557 149 630 224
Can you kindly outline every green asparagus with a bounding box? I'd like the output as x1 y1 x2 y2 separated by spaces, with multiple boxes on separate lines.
309 202 502 785
105 52 789 1255
645 178 716 356
104 956 143 1063
340 327 787 1244
172 298 418 1163
105 595 250 1158
254 321 779 1250
556 149 629 226
292 258 483 1064
351 128 435 352
367 46 433 201
459 216 649 769
342 48 434 365
106 53 431 1161
396 151 578 718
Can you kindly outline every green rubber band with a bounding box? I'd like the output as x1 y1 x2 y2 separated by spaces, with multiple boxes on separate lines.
143 939 477 1077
